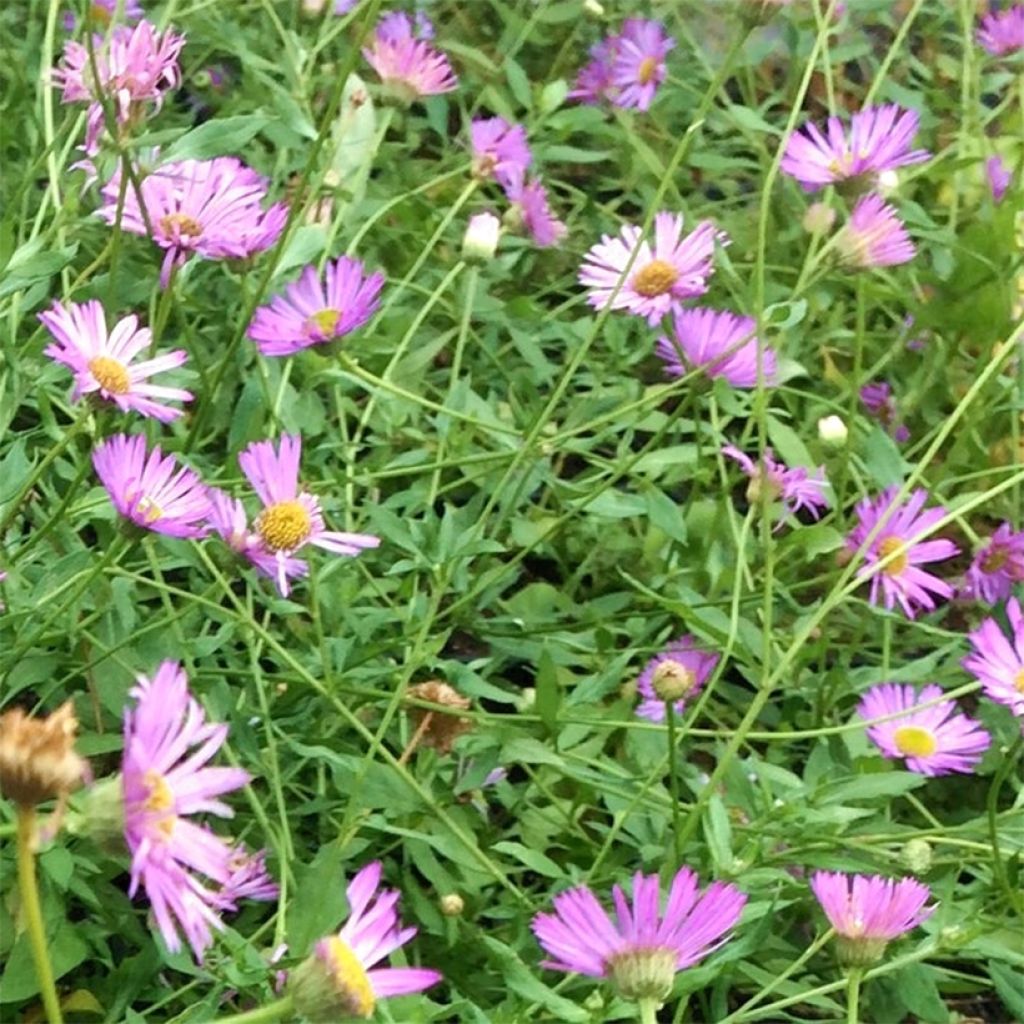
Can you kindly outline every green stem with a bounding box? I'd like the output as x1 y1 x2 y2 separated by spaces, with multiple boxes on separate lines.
987 735 1024 915
16 806 63 1024
216 994 295 1024
637 996 659 1024
846 968 863 1024
666 702 682 867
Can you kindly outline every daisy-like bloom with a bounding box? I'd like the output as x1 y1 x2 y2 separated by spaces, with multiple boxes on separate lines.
532 866 746 1003
288 861 441 1020
961 523 1024 603
54 20 184 155
570 35 619 105
470 116 531 188
238 435 380 597
608 19 674 111
634 635 719 722
247 257 384 357
39 299 191 422
722 446 829 521
655 308 777 389
123 662 269 960
963 597 1024 719
987 155 1013 204
780 105 929 191
810 871 934 967
99 156 287 287
845 486 958 618
579 213 724 325
860 381 909 442
836 194 916 269
978 4 1024 56
362 13 457 104
504 170 567 248
94 434 210 538
858 683 990 776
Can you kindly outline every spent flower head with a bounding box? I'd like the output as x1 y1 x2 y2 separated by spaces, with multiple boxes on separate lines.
723 446 829 522
470 116 531 188
860 382 909 442
0 702 85 808
963 596 1024 721
635 636 719 722
503 170 567 248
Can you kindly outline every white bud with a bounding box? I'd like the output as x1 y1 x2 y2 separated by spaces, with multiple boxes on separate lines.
582 0 605 17
462 212 501 263
817 414 848 446
877 169 899 194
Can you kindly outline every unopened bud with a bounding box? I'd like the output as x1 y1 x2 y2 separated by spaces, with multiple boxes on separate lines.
440 893 464 917
877 169 899 195
817 414 848 446
803 201 836 235
651 659 697 702
0 702 85 807
899 838 932 875
462 212 501 263
582 0 605 17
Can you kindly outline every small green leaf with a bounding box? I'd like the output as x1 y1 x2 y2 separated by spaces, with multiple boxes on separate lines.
162 114 272 162
535 647 561 734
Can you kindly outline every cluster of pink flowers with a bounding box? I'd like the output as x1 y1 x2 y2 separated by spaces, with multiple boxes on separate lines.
570 19 675 111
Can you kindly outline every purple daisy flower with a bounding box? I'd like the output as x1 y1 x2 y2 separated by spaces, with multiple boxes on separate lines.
961 523 1024 603
987 155 1013 204
608 19 674 111
100 157 287 287
810 871 934 967
860 382 909 442
978 4 1024 56
504 170 567 247
470 116 531 188
93 434 210 538
634 635 719 722
238 435 379 597
247 257 384 357
579 213 725 325
655 308 777 389
780 105 930 191
122 661 268 960
570 36 619 105
858 682 990 776
532 866 746 1003
722 445 830 521
288 861 441 1019
39 299 191 422
963 597 1024 720
837 194 916 268
845 487 959 618
362 14 457 103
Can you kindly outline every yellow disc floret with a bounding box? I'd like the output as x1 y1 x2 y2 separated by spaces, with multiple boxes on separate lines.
637 57 658 85
632 259 679 298
256 500 312 553
322 935 376 1018
89 355 131 394
877 536 909 576
893 725 937 758
304 308 341 339
159 212 203 239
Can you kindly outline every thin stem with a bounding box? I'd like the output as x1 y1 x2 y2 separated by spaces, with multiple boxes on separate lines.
16 806 64 1024
215 994 295 1024
846 968 863 1024
987 735 1024 915
666 702 682 867
638 997 659 1024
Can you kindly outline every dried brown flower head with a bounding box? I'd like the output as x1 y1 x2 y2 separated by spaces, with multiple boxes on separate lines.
0 702 85 807
404 681 472 755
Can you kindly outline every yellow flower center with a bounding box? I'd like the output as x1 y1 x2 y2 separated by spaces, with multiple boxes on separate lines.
893 725 937 758
256 500 312 552
632 259 679 298
637 57 659 85
980 546 1008 574
143 770 176 838
304 308 341 339
135 495 164 524
1015 669 1024 695
89 3 112 25
878 535 909 576
89 355 131 394
159 212 203 239
322 935 375 1018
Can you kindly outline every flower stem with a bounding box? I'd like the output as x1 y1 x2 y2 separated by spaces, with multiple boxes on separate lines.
846 968 863 1024
216 994 295 1024
16 806 63 1024
638 997 659 1024
666 701 682 867
988 735 1024 915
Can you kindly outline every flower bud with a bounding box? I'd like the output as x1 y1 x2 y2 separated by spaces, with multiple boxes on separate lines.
650 659 698 702
803 201 836 235
899 838 932 875
462 212 501 263
440 892 464 917
0 702 85 807
817 414 848 446
582 0 605 17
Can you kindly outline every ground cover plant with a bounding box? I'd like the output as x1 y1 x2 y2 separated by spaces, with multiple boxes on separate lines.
0 0 1022 1021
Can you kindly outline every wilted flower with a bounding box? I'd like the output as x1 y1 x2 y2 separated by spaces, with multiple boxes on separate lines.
470 116 531 188
99 156 287 287
635 635 718 722
504 170 567 247
247 257 384 357
810 871 934 967
532 866 746 1002
93 433 211 538
961 523 1024 603
579 213 724 325
860 382 909 442
0 702 85 807
288 861 441 1020
780 105 929 191
655 308 777 388
858 683 990 776
836 194 916 268
987 155 1013 204
845 487 958 618
405 681 472 754
977 4 1024 56
362 12 457 103
723 445 830 521
963 596 1024 720
40 299 191 422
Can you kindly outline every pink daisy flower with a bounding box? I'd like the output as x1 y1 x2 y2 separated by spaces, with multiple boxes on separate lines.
247 257 384 357
722 445 829 521
93 433 210 538
634 635 719 722
608 19 674 111
963 597 1024 719
504 169 567 247
978 4 1024 56
570 36 619 105
837 194 916 268
288 861 440 1019
54 20 184 155
858 682 990 776
122 661 270 960
237 435 379 597
780 105 930 191
845 487 959 618
362 14 457 103
810 871 934 967
860 381 909 442
961 523 1024 603
470 116 531 188
532 866 746 1002
99 156 287 287
39 299 191 422
987 155 1013 204
579 213 724 325
655 308 777 388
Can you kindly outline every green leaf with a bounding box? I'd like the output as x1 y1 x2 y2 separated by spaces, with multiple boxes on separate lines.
893 964 950 1023
161 114 272 162
0 239 78 298
703 795 735 871
285 845 350 957
479 937 589 1022
535 646 561 734
504 59 533 112
989 960 1024 1020
491 841 562 878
